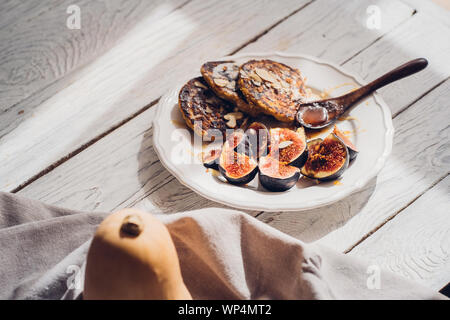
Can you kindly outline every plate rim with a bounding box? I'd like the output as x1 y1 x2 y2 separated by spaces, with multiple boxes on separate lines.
153 51 394 212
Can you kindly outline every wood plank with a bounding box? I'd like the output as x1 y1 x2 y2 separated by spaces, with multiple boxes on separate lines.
257 78 450 250
243 5 450 115
16 105 259 216
402 0 450 27
0 0 186 114
15 0 415 211
349 176 450 291
252 8 450 255
13 2 450 289
0 0 311 192
241 0 414 65
341 12 450 115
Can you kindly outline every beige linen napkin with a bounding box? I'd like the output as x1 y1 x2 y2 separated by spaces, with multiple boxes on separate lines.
0 192 445 299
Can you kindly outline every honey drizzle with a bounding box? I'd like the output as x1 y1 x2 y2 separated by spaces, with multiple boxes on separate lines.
305 127 330 140
171 119 187 128
210 169 221 177
319 82 359 99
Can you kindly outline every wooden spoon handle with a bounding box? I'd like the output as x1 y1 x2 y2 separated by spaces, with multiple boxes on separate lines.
340 58 428 108
366 58 429 91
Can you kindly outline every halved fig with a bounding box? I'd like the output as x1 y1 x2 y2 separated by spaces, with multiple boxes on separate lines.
224 130 252 156
219 149 258 185
301 133 349 181
333 126 358 161
202 148 221 170
259 156 300 192
269 127 308 168
246 122 269 159
306 138 323 150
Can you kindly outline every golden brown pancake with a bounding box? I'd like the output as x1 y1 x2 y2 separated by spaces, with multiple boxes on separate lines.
201 61 260 117
238 59 307 123
178 77 248 140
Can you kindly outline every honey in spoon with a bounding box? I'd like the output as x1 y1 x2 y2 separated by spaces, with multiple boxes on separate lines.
296 58 429 130
297 101 341 129
297 104 328 127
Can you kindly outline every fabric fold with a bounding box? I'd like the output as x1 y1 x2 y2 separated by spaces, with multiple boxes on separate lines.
0 192 445 300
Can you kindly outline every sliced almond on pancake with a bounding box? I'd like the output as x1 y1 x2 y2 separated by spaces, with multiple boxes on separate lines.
214 78 229 87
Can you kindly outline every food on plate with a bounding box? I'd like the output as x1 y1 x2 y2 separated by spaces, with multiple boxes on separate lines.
223 130 253 156
301 134 349 181
268 127 308 168
238 59 307 123
177 58 361 192
84 209 192 300
178 77 248 139
219 148 258 185
201 61 260 117
333 125 358 161
202 148 221 170
246 122 270 159
296 103 330 127
259 156 300 192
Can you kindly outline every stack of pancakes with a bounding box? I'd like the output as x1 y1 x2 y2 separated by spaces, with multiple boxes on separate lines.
178 59 307 139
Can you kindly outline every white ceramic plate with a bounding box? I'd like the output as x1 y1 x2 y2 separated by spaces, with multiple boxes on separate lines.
153 52 394 211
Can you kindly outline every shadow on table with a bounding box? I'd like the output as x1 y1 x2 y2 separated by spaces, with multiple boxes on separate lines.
130 1 448 247
119 1 444 246
257 178 377 243
135 127 259 215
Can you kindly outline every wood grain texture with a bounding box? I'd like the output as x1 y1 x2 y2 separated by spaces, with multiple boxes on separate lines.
15 0 414 210
0 0 311 192
349 176 450 291
241 0 414 65
402 0 450 26
341 12 450 115
253 9 450 266
17 105 259 216
258 79 450 252
0 0 186 115
243 3 450 116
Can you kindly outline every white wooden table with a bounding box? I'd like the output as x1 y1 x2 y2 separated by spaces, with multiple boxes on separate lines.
1 0 449 293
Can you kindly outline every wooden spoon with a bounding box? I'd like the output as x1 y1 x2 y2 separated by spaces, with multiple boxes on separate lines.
296 58 429 129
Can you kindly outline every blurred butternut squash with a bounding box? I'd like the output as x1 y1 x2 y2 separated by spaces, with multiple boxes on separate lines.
84 209 191 300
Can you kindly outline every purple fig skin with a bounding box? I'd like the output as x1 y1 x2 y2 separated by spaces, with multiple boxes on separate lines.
300 134 349 181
